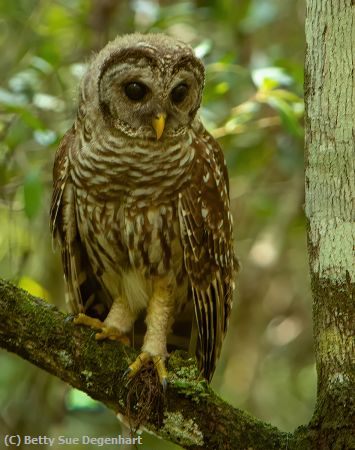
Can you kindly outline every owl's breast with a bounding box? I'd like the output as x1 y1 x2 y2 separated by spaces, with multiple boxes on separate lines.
74 184 185 279
122 201 185 279
71 129 194 284
70 129 195 201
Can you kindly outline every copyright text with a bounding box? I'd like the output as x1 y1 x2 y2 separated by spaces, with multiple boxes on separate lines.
3 435 143 447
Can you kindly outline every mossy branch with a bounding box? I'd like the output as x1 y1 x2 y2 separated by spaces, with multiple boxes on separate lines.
0 278 291 449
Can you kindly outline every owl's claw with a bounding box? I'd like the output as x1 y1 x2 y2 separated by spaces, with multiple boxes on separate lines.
125 351 168 390
74 313 104 329
95 327 130 344
74 313 130 345
161 376 168 393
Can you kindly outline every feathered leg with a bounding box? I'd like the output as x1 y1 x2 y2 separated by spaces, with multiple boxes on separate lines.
74 296 134 345
126 274 176 389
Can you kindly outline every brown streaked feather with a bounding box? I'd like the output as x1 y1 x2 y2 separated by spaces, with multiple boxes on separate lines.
50 126 75 240
50 125 110 319
179 129 236 381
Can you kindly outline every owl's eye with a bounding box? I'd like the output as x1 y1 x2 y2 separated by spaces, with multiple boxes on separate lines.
171 83 188 104
124 82 148 101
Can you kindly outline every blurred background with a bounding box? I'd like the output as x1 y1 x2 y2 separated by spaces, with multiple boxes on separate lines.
0 0 314 449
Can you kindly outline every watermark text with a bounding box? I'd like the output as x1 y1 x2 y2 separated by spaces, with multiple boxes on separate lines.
3 434 143 447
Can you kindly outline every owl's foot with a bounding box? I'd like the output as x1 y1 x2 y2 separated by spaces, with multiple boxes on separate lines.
125 351 168 391
73 313 104 329
73 313 130 345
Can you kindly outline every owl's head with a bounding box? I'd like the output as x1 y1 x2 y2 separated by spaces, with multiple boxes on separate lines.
90 33 205 141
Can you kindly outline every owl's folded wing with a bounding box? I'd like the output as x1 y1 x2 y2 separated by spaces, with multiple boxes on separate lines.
50 126 84 313
178 130 237 381
50 127 109 318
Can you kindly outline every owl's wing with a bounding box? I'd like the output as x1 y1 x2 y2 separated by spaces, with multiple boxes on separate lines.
50 126 109 318
50 126 83 313
50 126 74 237
179 129 237 381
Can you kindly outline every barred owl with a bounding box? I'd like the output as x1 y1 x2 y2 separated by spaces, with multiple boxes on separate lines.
51 33 236 386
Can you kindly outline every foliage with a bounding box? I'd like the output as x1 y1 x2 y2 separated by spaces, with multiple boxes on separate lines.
0 1 310 449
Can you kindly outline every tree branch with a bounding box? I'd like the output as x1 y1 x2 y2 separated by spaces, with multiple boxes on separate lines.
0 279 292 449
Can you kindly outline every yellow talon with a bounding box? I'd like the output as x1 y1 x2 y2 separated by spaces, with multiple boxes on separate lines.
74 313 129 345
95 327 130 344
126 352 168 389
127 352 151 377
73 313 104 329
153 355 168 386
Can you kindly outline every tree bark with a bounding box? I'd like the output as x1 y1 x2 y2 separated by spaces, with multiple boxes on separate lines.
304 1 355 449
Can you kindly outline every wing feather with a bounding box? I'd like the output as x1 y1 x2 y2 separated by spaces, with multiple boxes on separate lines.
50 127 74 242
179 128 237 381
50 126 84 312
50 126 109 318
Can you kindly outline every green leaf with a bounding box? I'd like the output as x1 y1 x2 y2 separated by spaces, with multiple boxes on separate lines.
19 108 46 130
23 170 44 220
215 81 229 95
266 96 303 137
0 88 27 106
66 388 102 411
194 39 212 58
8 69 40 94
252 67 293 89
30 56 54 75
33 129 57 146
32 93 65 111
18 276 50 301
271 88 303 103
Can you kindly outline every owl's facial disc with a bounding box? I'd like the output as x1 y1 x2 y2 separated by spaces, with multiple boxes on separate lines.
97 46 204 141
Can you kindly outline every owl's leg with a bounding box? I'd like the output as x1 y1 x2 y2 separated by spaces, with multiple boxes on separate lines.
126 275 176 389
74 297 134 345
100 297 135 343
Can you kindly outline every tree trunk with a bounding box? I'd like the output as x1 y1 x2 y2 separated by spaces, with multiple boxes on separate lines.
304 1 355 448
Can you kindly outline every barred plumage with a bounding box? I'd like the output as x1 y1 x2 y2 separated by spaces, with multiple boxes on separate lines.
51 33 236 383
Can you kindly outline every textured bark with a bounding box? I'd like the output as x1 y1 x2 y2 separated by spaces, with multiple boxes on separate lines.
0 279 290 450
304 0 355 449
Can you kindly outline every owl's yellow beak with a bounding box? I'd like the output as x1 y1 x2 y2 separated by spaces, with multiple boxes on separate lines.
152 113 166 140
